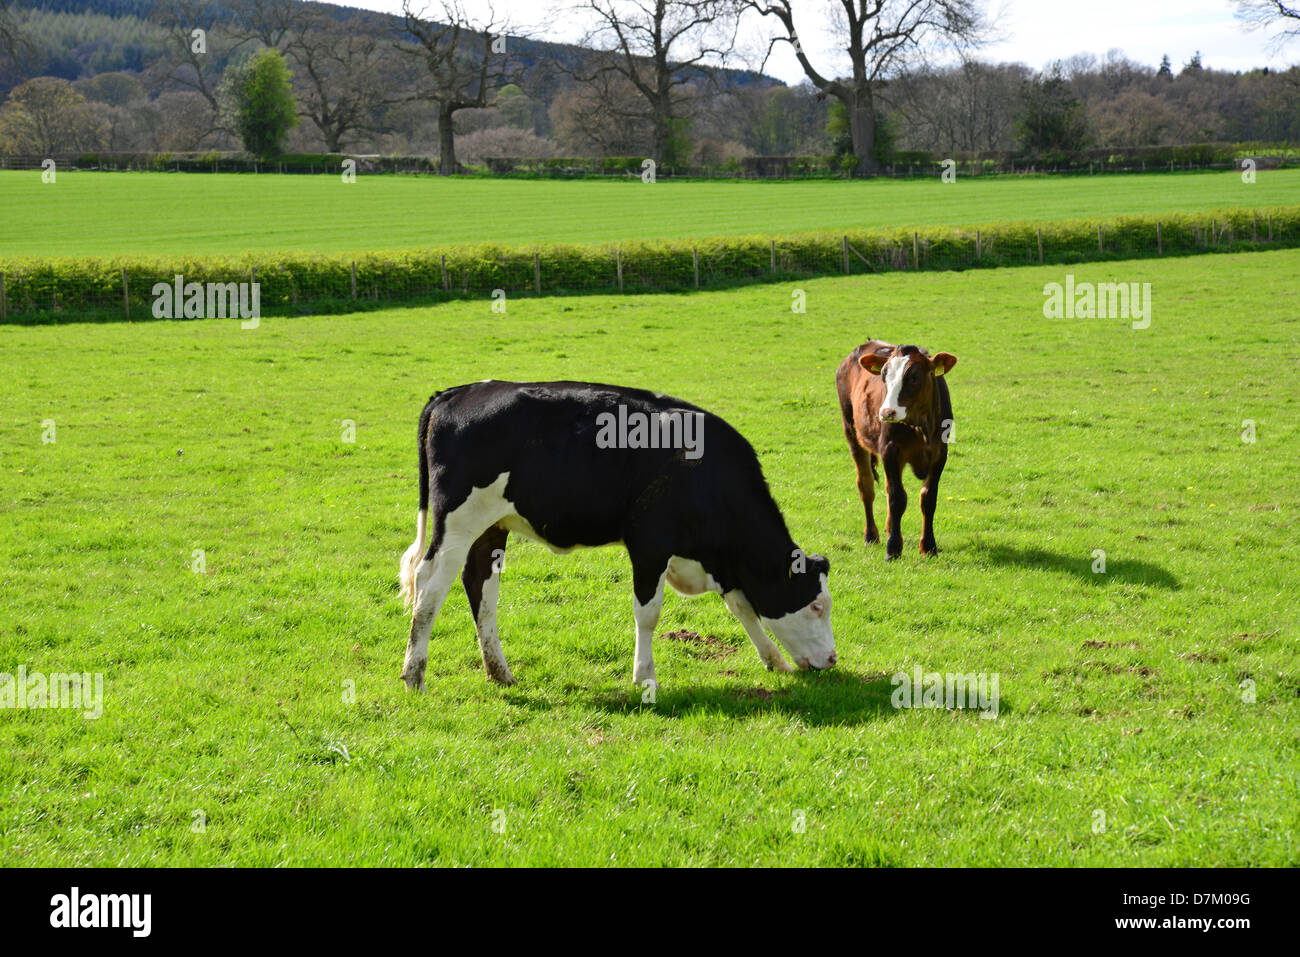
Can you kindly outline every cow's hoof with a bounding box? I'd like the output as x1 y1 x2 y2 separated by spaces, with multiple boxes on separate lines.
920 543 940 556
483 657 517 686
864 529 880 545
885 552 901 562
400 658 427 692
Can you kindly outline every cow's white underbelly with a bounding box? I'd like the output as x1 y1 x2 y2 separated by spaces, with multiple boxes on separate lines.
496 514 716 594
665 556 722 596
495 513 622 556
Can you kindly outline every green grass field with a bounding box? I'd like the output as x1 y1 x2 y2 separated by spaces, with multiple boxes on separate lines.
1 247 1296 865
2 167 1297 257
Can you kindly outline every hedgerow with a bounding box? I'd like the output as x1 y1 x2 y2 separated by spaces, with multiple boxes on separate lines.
1 205 1296 322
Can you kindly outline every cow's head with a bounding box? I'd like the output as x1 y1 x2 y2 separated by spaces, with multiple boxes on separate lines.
859 345 957 425
759 554 837 670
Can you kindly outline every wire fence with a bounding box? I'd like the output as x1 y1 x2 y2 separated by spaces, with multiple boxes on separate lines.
1 144 1293 178
2 207 1296 324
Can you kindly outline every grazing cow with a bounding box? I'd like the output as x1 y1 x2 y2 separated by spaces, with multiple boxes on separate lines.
836 341 957 559
398 380 836 692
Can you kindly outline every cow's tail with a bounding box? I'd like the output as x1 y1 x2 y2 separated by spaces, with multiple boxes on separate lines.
399 399 435 612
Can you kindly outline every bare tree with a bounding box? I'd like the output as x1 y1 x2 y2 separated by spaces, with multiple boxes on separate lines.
569 0 740 166
150 0 239 143
746 0 986 176
893 58 1026 151
1235 1 1300 47
398 1 518 175
288 11 400 152
550 70 655 154
227 0 303 50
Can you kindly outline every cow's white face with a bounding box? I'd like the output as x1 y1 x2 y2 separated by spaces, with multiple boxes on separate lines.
760 574 837 670
862 348 957 426
878 355 914 423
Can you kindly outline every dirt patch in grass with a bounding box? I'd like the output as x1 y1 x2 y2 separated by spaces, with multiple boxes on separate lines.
660 629 738 660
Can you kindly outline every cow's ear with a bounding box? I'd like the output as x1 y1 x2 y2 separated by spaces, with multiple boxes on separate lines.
858 352 886 375
931 352 957 377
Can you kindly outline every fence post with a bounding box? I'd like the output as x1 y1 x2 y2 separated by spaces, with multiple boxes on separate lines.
975 230 981 262
441 254 448 291
693 247 700 290
121 267 129 319
350 262 357 299
842 236 849 274
533 252 541 295
770 239 775 275
1156 222 1162 255
912 232 919 270
1098 225 1103 252
616 247 624 293
1036 227 1043 264
0 272 5 323
1268 214 1273 241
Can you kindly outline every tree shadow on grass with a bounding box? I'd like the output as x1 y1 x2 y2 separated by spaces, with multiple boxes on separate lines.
584 668 904 727
984 544 1179 590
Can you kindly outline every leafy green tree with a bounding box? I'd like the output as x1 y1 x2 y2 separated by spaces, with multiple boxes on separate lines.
493 84 534 130
221 47 299 158
1013 66 1090 153
1157 54 1173 78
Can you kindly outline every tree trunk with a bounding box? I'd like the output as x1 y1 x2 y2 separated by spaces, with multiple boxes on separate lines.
438 105 457 176
651 113 668 168
849 94 879 178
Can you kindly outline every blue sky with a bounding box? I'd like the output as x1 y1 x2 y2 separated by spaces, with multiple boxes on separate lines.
343 0 1299 82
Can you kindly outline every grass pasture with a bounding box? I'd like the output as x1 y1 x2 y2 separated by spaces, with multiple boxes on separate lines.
2 167 1298 257
0 248 1297 866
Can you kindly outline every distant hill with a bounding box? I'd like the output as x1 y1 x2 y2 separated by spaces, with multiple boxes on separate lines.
6 0 781 92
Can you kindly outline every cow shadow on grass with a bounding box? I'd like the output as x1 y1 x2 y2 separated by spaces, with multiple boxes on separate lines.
585 669 906 726
984 544 1179 590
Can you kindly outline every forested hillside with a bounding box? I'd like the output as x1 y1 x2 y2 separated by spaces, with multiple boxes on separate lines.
0 0 1296 169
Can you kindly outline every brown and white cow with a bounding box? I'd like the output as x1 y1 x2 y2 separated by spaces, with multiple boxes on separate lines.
835 341 957 559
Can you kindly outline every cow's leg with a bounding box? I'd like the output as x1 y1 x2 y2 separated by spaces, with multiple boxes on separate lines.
882 446 908 561
843 422 880 544
855 446 881 544
630 560 668 691
462 525 514 686
919 451 947 556
724 589 794 673
400 533 470 692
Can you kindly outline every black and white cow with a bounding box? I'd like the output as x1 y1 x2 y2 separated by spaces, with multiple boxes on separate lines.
398 380 836 692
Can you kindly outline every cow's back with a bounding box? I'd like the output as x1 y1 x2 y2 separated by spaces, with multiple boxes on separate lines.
424 380 770 552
